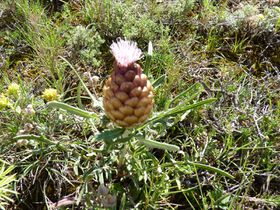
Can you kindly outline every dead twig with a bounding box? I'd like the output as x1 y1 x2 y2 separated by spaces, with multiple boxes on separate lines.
49 193 77 210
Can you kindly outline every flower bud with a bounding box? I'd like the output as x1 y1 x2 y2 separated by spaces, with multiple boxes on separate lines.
103 39 154 127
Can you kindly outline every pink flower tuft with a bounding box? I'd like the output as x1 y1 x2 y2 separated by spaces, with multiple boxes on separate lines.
110 38 142 66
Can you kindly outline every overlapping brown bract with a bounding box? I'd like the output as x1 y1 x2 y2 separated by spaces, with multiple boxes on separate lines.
103 62 154 127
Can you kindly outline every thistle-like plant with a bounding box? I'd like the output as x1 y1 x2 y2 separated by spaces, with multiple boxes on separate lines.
103 38 154 127
47 39 217 152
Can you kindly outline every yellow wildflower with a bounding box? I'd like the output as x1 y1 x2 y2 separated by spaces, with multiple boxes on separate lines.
42 88 60 102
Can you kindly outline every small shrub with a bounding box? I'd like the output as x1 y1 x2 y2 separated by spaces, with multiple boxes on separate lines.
65 25 104 67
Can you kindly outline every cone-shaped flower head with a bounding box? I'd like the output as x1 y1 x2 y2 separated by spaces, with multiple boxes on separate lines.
103 39 154 127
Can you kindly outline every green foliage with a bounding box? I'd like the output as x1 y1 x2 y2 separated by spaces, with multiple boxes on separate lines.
65 25 104 67
82 0 169 42
0 162 17 210
168 0 195 16
122 13 159 40
11 0 66 91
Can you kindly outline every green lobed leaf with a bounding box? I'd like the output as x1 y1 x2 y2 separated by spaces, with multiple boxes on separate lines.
47 101 98 118
187 161 235 179
95 128 126 142
167 98 217 116
143 98 217 127
139 138 180 151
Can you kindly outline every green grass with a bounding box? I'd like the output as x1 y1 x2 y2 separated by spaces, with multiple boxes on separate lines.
0 0 279 209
